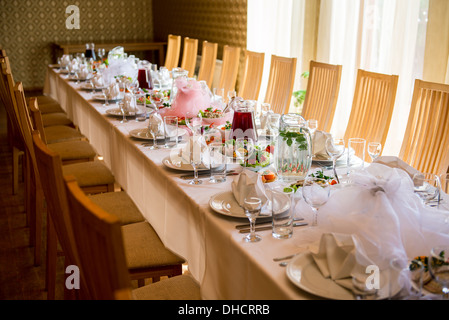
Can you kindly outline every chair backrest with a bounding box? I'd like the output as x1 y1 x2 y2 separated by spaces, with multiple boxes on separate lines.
164 34 181 71
301 60 342 132
180 37 198 78
63 175 132 300
217 45 241 94
238 50 265 101
31 129 80 276
197 41 218 88
264 55 297 114
343 69 398 159
399 79 449 175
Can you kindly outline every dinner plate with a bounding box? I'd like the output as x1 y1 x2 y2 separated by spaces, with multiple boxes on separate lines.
162 155 208 172
130 128 187 141
286 252 391 300
67 75 93 81
105 108 135 117
79 83 105 91
209 191 271 219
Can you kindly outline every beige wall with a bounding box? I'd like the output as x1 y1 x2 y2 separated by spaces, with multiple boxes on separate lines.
0 0 154 89
153 0 247 90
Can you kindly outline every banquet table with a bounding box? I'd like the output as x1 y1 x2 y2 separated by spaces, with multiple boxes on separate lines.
43 66 449 300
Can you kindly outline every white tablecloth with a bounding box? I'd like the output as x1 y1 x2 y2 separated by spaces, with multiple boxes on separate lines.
43 67 449 300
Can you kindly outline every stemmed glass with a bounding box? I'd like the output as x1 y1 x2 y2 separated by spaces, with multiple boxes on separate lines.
428 246 449 299
188 135 204 185
412 173 440 205
185 111 203 136
368 142 382 162
307 119 318 136
119 101 128 123
147 112 163 150
302 177 330 226
243 197 262 242
227 90 237 104
325 137 345 183
102 87 110 107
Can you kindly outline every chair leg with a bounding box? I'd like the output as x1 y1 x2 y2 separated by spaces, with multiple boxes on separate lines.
46 216 58 300
12 147 21 195
33 187 44 266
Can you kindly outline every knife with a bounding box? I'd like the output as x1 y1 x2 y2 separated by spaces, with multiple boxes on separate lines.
238 222 308 234
235 217 304 230
179 170 237 180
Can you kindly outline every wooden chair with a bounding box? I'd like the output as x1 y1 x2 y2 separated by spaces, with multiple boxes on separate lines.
63 175 201 300
164 34 181 71
217 45 241 95
238 50 265 101
399 79 449 175
301 60 342 132
264 55 297 114
197 41 218 88
343 69 399 160
180 37 198 78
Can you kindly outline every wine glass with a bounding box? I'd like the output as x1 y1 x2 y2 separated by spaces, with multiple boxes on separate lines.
428 246 449 299
101 87 110 107
302 177 330 226
148 112 163 149
412 173 440 205
185 111 203 136
243 197 262 243
119 101 128 123
227 90 237 104
325 137 345 183
188 135 204 185
307 119 318 136
368 142 382 162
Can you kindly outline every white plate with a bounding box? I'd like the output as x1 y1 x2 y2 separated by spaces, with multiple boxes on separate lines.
79 83 105 91
105 108 135 117
93 94 122 102
68 75 93 81
286 252 391 300
162 156 208 172
209 191 271 219
129 128 187 141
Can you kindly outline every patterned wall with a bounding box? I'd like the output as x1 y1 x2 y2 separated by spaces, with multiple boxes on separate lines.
153 0 247 90
0 0 154 89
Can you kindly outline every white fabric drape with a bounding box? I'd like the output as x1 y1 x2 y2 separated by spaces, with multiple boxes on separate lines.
247 0 305 107
317 0 424 156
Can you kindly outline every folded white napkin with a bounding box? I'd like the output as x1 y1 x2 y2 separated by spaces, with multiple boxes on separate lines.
309 233 377 295
180 135 209 167
78 65 90 79
231 168 268 207
312 131 333 160
108 83 120 99
92 74 104 88
373 156 422 180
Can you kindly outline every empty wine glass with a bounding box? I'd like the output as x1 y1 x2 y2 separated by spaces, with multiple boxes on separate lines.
148 112 163 149
302 177 330 226
101 87 110 107
428 246 449 299
325 137 345 183
243 197 262 243
368 142 382 162
186 111 203 136
307 119 318 136
188 135 204 185
119 101 128 123
412 173 440 205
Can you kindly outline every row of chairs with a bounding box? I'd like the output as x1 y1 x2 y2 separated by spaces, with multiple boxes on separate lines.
300 60 449 175
163 34 297 114
0 49 201 300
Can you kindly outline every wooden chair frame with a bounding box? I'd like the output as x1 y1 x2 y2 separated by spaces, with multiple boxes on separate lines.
238 50 265 101
399 79 449 175
301 60 342 132
217 45 241 94
164 34 181 71
197 41 218 88
180 37 198 78
343 69 399 160
264 55 297 114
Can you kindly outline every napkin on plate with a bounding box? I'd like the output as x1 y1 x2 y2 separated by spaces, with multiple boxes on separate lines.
373 156 423 180
108 83 121 100
92 74 104 88
231 168 268 207
309 233 377 295
312 131 333 160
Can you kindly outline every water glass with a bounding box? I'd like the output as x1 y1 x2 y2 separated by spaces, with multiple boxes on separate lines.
389 258 424 300
135 93 147 122
271 186 294 239
164 116 179 149
243 197 262 243
208 142 227 183
368 142 382 162
148 112 163 150
347 138 366 173
412 173 440 204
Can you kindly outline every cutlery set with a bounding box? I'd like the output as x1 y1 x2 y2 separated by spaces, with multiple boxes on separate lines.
179 170 238 180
